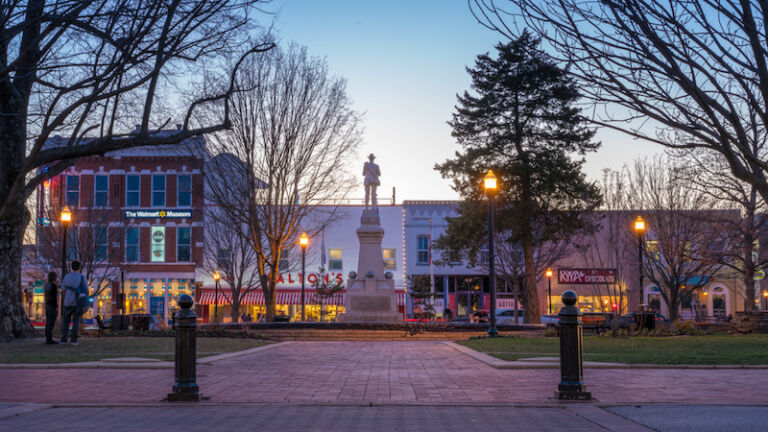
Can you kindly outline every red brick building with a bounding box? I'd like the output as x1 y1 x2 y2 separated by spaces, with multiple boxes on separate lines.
36 134 206 323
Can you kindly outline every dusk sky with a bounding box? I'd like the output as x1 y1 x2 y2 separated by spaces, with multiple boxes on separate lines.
273 0 660 201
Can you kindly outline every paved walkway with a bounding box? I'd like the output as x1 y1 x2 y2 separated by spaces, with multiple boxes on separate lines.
1 341 767 404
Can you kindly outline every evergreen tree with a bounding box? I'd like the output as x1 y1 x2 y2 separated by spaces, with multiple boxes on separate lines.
436 32 601 323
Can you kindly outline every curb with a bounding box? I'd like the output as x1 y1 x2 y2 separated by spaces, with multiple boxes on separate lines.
443 342 768 369
0 341 288 370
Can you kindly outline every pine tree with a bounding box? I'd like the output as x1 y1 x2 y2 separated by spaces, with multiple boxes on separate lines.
436 32 601 323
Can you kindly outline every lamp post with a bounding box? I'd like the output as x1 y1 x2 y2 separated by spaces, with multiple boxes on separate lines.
60 207 72 278
546 268 553 314
484 170 498 337
299 232 309 321
634 216 646 310
213 271 220 325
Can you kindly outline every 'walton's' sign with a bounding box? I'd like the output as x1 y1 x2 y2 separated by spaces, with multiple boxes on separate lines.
558 268 617 285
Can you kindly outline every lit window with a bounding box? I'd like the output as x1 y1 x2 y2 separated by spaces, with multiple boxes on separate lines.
177 227 191 262
126 175 140 207
152 175 165 207
66 175 79 206
94 226 108 261
177 174 191 207
94 175 108 207
417 236 429 264
383 248 396 269
329 248 343 270
125 227 139 262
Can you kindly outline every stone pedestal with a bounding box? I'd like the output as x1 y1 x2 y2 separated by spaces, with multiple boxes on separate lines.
338 209 401 323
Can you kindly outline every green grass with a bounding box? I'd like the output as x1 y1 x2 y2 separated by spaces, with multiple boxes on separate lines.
460 334 768 365
0 337 270 364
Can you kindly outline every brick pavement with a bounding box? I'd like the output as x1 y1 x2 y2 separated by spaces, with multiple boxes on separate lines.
1 341 767 404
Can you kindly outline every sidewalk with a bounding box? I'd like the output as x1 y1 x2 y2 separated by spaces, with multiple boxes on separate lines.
1 341 766 405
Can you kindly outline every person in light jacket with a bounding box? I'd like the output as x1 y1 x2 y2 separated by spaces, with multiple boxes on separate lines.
60 260 89 345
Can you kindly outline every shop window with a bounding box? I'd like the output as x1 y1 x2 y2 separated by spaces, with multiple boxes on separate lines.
329 248 343 270
66 175 79 206
94 175 108 207
178 174 191 207
383 248 396 269
177 227 191 262
417 236 429 264
94 225 108 261
126 175 140 207
125 227 139 262
152 175 165 207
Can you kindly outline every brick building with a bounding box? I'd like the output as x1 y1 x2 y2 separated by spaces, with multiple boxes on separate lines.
35 134 206 323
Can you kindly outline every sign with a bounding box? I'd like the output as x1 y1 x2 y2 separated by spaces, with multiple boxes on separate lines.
150 296 165 315
151 227 165 262
755 269 765 281
124 209 192 219
558 268 617 285
497 298 522 309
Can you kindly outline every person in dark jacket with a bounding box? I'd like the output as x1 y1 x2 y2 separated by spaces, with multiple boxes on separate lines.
43 271 59 345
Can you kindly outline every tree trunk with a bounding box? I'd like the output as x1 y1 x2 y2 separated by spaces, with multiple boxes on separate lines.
744 238 756 311
231 295 240 324
667 289 680 321
0 202 35 341
522 238 541 324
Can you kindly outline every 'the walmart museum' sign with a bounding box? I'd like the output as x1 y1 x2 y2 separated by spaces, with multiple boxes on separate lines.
124 209 192 219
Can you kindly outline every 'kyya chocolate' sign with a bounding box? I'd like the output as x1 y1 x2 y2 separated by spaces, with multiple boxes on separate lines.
558 268 617 285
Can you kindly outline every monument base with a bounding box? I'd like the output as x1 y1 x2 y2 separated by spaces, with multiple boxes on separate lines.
338 284 401 323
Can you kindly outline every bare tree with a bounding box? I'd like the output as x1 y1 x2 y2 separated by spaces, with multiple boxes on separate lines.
202 206 262 323
621 157 727 321
678 149 768 310
471 1 768 205
0 1 273 340
203 44 362 321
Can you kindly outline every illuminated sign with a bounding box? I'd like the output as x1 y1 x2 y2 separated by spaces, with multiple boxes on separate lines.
124 209 192 219
151 227 165 262
558 268 617 285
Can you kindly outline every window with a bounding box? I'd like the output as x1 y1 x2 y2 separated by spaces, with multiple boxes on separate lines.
65 175 79 206
94 175 108 207
278 249 290 272
152 175 165 207
383 248 396 270
645 240 660 261
417 236 430 264
177 174 191 207
217 248 231 268
94 226 108 261
125 227 139 262
329 248 343 270
126 175 140 207
67 227 78 261
177 227 191 262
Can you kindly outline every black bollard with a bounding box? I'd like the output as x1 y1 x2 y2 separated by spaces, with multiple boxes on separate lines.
555 290 592 400
168 294 199 402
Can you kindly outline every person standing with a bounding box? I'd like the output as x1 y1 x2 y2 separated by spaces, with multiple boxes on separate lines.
61 260 89 345
43 271 59 345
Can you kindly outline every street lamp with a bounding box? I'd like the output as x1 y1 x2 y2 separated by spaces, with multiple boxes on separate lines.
634 215 646 310
546 268 553 314
483 170 498 337
60 207 72 278
299 232 309 321
213 271 220 325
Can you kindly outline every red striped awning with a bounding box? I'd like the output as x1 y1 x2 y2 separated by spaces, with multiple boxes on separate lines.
198 289 406 307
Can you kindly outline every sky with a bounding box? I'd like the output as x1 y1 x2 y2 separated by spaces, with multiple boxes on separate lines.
271 0 662 201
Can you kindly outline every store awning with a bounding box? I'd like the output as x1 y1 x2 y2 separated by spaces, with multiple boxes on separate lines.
197 289 405 307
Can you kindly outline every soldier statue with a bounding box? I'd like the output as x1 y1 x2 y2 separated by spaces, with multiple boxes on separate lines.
363 153 380 209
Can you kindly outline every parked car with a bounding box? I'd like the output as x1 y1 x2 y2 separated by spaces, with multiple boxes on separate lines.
619 312 669 329
496 308 525 324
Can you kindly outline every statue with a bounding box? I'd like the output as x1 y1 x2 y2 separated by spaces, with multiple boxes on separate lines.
363 153 380 209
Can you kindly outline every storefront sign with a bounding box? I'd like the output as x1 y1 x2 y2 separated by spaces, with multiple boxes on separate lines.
151 227 165 262
150 296 165 315
558 268 617 285
124 209 192 219
274 272 344 285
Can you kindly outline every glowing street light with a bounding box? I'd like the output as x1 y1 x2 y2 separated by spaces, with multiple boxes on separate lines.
299 233 309 321
483 170 499 336
546 268 554 314
60 206 72 277
634 215 647 310
213 271 221 325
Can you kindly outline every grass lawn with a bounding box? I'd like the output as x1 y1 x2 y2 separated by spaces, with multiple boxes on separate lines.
0 337 270 364
460 334 768 365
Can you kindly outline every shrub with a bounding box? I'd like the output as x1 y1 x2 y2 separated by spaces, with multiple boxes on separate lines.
673 319 696 335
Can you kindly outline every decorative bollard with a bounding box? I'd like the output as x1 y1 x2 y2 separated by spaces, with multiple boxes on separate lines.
555 290 592 400
167 294 199 402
